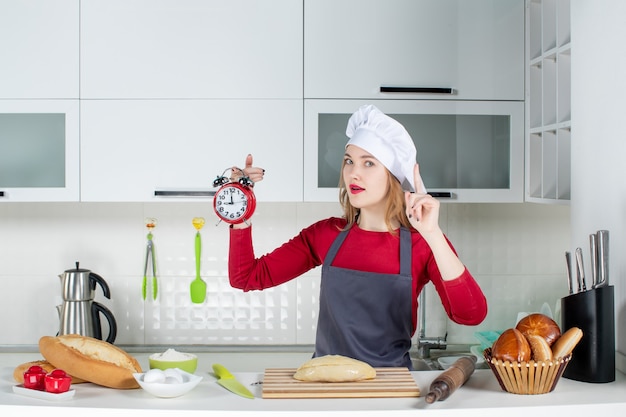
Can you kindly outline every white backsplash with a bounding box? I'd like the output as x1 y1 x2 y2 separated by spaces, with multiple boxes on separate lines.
0 202 570 349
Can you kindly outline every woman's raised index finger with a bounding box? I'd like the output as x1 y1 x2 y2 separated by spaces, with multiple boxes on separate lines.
413 163 426 194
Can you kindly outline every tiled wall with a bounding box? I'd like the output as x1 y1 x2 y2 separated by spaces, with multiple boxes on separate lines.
0 201 570 349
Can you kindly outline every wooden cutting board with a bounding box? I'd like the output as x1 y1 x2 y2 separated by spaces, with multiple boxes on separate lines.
262 367 420 399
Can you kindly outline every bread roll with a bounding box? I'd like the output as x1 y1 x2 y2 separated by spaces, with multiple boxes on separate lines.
39 335 142 389
13 360 86 384
491 328 531 363
293 355 376 382
551 327 583 359
516 313 561 346
526 334 553 361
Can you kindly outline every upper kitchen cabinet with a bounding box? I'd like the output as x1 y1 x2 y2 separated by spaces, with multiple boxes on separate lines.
0 100 80 201
80 0 302 99
526 0 571 204
304 0 524 101
0 0 79 99
80 100 302 202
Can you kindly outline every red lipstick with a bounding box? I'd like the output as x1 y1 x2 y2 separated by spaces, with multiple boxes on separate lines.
349 184 364 194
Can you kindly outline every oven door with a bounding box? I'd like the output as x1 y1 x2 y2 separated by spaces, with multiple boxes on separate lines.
304 99 524 203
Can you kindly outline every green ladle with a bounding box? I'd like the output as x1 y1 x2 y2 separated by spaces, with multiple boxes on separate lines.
190 217 207 303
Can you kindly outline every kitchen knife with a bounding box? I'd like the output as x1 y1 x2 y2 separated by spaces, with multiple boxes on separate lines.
574 247 587 292
589 233 598 288
564 251 574 294
212 364 255 399
595 230 609 287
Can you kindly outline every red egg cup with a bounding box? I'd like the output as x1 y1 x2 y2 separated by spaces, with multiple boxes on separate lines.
44 369 72 394
23 365 47 391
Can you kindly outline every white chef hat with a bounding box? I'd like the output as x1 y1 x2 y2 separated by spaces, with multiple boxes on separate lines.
346 104 424 192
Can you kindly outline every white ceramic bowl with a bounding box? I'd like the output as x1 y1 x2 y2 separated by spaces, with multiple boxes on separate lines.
133 369 202 398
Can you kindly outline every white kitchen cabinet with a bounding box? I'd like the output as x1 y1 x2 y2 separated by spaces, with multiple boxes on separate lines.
525 0 571 203
304 0 524 101
0 0 79 99
304 99 524 203
80 0 302 99
0 100 80 201
80 100 302 202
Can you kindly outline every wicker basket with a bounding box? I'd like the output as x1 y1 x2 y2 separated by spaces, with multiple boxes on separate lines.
483 348 572 395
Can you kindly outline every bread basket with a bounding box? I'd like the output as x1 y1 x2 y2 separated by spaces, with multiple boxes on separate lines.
483 348 572 395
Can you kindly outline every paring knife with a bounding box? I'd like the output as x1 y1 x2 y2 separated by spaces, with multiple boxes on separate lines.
212 363 255 399
574 247 587 292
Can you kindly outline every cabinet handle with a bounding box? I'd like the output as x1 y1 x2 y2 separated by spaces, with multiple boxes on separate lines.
154 190 216 197
427 192 452 198
380 86 454 94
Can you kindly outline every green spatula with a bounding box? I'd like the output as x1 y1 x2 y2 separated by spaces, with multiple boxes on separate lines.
190 217 207 303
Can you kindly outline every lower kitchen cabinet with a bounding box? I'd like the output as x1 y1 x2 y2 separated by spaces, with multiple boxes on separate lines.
80 100 303 202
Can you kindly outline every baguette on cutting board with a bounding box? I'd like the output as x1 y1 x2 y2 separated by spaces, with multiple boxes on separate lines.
293 355 376 382
39 334 142 389
13 359 87 384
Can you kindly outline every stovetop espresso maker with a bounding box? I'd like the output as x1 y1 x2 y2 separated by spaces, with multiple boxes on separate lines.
57 262 117 343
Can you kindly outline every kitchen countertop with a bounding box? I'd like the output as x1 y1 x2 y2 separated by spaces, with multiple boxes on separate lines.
1 352 626 416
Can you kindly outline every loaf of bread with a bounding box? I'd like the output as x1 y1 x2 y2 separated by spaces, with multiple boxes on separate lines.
551 327 583 359
491 328 531 363
13 359 87 384
293 355 376 382
515 313 561 346
39 334 142 389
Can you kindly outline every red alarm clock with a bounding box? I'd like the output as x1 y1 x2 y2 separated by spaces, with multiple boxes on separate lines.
212 170 256 225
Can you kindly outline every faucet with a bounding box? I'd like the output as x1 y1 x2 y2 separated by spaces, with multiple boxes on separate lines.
415 288 447 359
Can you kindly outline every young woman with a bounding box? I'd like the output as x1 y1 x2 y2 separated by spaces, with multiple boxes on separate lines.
228 105 487 369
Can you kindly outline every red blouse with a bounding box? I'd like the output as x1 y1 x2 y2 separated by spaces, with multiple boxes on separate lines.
229 217 487 334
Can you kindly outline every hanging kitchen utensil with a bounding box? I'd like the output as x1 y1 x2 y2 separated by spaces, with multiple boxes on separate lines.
142 218 158 300
190 217 207 303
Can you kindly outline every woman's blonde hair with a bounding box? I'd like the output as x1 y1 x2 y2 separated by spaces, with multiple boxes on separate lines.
338 165 413 233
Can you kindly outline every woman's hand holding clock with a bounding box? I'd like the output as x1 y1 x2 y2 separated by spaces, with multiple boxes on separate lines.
232 154 265 184
218 154 264 229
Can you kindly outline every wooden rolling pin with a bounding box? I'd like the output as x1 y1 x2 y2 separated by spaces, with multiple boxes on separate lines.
425 356 476 404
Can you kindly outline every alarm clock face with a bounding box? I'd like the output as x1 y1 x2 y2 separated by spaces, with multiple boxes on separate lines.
213 184 254 224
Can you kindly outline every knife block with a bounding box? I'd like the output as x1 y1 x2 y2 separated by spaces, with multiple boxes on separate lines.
560 285 615 383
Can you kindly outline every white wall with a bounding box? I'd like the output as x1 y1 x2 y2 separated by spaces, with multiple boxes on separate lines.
571 1 626 371
0 202 570 349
